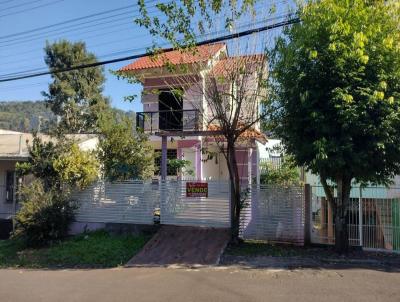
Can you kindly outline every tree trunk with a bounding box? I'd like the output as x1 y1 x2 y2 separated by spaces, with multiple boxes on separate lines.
334 175 352 253
226 140 241 242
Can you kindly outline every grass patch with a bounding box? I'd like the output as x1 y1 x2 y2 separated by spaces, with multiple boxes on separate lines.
0 230 150 268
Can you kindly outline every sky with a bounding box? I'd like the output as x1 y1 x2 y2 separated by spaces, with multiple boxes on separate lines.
0 0 292 112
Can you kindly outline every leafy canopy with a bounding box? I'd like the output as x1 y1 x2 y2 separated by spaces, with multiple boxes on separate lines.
268 0 400 185
16 133 99 191
136 0 258 50
97 111 155 181
53 143 99 190
43 40 109 134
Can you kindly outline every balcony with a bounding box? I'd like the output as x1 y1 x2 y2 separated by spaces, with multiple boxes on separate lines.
136 109 201 133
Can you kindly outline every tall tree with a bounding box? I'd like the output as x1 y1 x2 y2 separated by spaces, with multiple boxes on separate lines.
43 40 109 134
268 0 400 252
97 110 155 181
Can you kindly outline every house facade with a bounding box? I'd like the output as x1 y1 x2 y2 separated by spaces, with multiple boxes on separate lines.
119 43 267 183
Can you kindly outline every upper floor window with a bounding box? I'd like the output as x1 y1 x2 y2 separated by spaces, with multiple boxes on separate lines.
159 89 183 131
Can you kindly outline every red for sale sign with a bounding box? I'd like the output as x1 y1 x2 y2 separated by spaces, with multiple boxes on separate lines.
186 182 208 198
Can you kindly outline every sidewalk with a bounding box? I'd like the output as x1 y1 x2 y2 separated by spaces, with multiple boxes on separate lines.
221 254 400 271
221 241 400 270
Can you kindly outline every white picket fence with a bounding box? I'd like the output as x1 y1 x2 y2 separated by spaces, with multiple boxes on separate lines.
71 181 159 225
72 180 306 245
72 180 231 228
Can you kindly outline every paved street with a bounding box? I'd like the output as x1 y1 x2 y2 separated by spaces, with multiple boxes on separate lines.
0 266 399 302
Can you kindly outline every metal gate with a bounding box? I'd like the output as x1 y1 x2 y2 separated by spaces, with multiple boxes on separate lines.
160 180 231 228
310 185 400 252
240 185 305 245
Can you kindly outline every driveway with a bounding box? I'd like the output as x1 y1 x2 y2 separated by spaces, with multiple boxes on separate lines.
0 266 399 302
127 226 230 266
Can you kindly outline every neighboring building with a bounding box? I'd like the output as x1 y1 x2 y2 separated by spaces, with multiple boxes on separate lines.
119 43 267 183
0 130 98 219
0 130 31 219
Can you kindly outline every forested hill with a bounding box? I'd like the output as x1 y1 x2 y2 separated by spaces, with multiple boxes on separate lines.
0 101 55 132
0 101 134 132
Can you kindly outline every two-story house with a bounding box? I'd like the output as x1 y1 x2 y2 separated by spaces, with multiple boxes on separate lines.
118 43 267 183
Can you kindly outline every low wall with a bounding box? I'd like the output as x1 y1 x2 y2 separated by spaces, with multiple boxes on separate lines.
69 221 158 236
69 222 105 235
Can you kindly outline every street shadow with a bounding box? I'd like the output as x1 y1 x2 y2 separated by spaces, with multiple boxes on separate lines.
218 242 400 273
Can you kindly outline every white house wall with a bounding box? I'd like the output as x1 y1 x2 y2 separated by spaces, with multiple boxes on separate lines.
77 137 98 152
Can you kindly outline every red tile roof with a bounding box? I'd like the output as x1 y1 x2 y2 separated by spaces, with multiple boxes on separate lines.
119 43 226 72
211 54 265 77
207 124 267 144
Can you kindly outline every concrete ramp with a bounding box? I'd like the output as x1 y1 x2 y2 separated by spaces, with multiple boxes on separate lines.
127 225 231 266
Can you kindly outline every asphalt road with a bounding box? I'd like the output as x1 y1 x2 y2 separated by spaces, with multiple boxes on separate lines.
0 266 399 302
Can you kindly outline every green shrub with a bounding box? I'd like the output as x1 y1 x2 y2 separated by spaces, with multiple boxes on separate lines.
16 134 100 191
53 143 99 190
260 156 302 186
12 181 76 247
97 113 155 181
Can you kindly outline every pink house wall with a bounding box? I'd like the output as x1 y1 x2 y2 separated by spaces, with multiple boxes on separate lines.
236 147 258 184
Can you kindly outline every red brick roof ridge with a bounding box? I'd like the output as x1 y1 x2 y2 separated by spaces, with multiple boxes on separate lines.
211 54 265 77
119 43 226 72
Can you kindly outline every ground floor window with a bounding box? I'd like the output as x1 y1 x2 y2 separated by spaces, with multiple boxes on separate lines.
5 171 15 203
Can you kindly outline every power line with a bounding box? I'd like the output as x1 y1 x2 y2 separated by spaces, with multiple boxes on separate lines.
1 14 290 76
0 15 287 75
0 8 285 64
2 0 44 11
0 0 66 18
0 6 161 46
0 23 149 61
0 13 133 45
0 3 289 73
0 17 300 83
0 0 158 39
0 0 282 54
0 0 276 42
1 32 150 66
0 82 49 92
0 20 138 48
0 0 15 5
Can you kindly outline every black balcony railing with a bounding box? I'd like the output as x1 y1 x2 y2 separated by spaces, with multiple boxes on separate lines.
136 109 200 133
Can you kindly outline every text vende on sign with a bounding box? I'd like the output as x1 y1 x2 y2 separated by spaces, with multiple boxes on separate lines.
186 182 208 198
